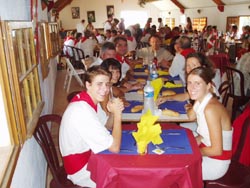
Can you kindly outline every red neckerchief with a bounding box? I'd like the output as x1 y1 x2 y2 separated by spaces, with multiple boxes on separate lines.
181 48 195 58
81 36 87 43
71 91 97 112
116 54 129 64
65 36 74 42
96 33 100 37
127 36 133 42
74 39 80 46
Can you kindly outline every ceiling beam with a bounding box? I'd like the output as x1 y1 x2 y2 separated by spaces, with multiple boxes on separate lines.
54 0 73 12
212 0 225 12
170 0 185 14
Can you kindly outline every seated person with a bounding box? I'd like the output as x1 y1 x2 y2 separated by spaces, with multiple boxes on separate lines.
136 34 174 69
59 66 124 187
100 58 130 121
157 52 219 104
186 67 232 180
90 41 116 67
114 36 144 91
78 30 97 58
157 52 220 136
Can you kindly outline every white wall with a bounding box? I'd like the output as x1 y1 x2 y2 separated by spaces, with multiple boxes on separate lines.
59 0 250 32
1 1 58 188
59 0 160 29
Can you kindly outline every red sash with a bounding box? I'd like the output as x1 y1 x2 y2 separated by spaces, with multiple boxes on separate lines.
200 143 232 160
63 150 91 175
63 91 97 175
81 36 87 43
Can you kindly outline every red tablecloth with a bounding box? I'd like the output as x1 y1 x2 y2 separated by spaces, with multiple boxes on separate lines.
87 124 203 188
208 53 230 76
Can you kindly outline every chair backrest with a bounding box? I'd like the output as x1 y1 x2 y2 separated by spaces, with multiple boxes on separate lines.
64 45 85 70
232 103 250 165
224 66 245 97
34 114 62 182
72 46 85 61
218 80 230 107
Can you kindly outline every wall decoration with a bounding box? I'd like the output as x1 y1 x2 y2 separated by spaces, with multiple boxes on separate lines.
106 5 114 17
87 11 96 22
71 7 80 19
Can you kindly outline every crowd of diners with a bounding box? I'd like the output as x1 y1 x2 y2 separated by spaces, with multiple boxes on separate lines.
59 15 250 187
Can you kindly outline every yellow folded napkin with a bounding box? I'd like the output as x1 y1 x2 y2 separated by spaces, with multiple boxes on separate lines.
157 70 169 76
150 78 163 101
164 82 183 88
132 110 163 154
134 64 143 69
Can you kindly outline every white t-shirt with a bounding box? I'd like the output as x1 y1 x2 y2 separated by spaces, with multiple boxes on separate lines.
169 53 186 85
59 101 111 187
79 38 97 57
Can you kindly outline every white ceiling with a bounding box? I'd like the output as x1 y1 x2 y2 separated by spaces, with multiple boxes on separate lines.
150 0 250 11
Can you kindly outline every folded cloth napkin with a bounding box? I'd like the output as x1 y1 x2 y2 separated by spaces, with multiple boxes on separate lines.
151 78 163 101
157 70 169 76
132 110 163 154
164 81 183 88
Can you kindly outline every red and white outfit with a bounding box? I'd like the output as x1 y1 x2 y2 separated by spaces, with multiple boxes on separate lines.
63 37 75 56
194 93 233 180
115 54 130 80
127 36 137 52
79 36 97 57
59 91 110 187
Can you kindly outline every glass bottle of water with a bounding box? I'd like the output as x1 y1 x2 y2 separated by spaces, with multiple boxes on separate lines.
143 80 155 114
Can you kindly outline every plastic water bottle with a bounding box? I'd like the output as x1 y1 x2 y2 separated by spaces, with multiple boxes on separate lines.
143 80 155 114
150 63 158 80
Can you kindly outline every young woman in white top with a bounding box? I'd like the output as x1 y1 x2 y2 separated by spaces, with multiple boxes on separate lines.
186 67 232 180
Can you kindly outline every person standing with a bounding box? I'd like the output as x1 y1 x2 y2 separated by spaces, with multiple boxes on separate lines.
59 66 124 187
76 19 85 36
104 15 113 33
118 18 125 34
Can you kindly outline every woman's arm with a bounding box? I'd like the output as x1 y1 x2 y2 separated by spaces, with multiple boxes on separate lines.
156 92 190 105
107 98 124 153
200 102 223 156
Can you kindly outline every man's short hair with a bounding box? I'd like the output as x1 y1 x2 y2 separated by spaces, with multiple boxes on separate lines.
101 42 116 53
177 36 192 49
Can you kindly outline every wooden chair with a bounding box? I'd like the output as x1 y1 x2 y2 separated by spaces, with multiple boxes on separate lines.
204 103 250 188
34 114 84 188
63 57 85 93
224 66 250 121
218 80 230 107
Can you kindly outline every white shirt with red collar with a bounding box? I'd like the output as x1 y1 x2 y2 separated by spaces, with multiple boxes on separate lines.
79 37 97 57
59 91 110 187
127 36 137 52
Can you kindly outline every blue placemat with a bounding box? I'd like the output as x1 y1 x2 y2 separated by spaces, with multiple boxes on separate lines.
123 101 143 113
148 129 193 154
134 67 147 72
100 130 138 155
159 101 187 114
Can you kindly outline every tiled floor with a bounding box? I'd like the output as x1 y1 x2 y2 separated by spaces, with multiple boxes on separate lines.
47 68 83 188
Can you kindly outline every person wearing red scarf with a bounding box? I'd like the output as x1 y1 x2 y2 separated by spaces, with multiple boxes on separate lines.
59 66 124 187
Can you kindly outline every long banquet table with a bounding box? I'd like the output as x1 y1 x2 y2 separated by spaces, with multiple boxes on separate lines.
122 67 191 122
87 124 203 188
